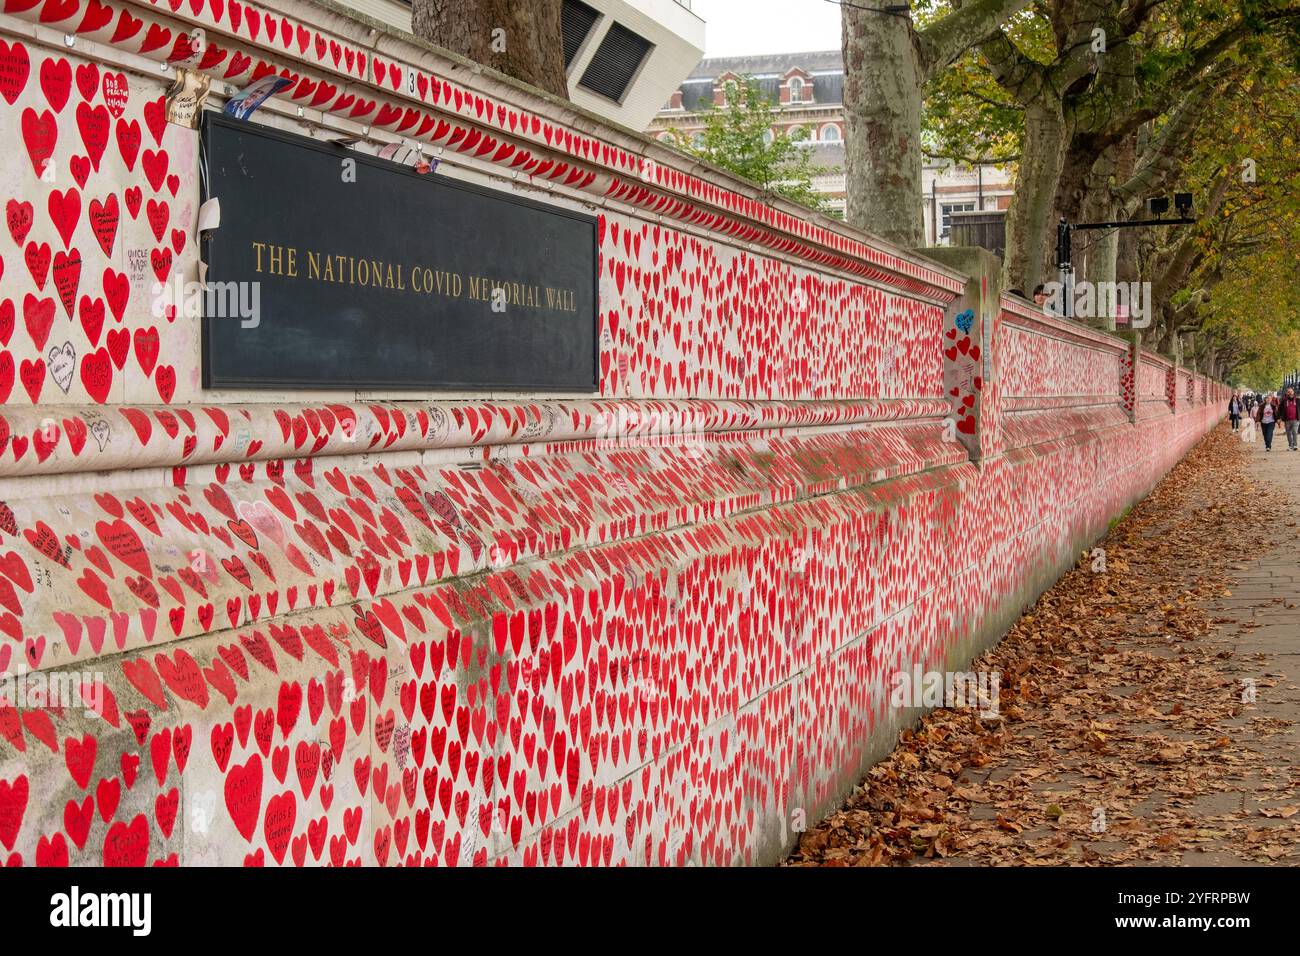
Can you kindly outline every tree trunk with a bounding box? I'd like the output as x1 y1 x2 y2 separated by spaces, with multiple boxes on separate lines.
1084 231 1120 329
840 0 1029 248
842 10 924 248
1077 143 1122 328
1154 305 1178 353
1053 141 1097 231
411 0 568 100
1003 98 1066 293
1112 133 1140 286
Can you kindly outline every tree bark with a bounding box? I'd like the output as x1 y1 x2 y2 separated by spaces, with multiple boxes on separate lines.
411 0 568 100
1077 139 1126 328
1003 98 1066 292
1112 132 1139 286
842 11 925 247
841 0 1030 248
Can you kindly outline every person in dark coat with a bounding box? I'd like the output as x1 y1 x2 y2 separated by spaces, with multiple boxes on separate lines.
1280 388 1300 450
1228 392 1243 430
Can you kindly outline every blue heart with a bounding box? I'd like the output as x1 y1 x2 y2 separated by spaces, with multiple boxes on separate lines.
955 310 974 335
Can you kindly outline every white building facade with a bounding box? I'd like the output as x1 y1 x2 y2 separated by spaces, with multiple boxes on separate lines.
338 0 705 131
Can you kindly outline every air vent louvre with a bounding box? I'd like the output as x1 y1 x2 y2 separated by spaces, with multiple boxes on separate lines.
578 22 653 103
562 0 601 68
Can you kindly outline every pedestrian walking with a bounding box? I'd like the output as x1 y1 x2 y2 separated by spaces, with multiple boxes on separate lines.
1279 388 1300 450
1229 392 1243 430
1257 394 1279 451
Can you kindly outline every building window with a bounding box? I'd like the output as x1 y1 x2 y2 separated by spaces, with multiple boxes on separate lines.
561 0 601 70
820 124 841 142
762 129 774 144
787 125 807 143
692 132 707 149
788 77 804 102
941 202 975 239
578 22 654 103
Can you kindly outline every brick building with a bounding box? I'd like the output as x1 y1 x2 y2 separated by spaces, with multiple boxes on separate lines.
648 50 1013 243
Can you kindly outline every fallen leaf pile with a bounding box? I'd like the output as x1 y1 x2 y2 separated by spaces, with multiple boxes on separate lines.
786 425 1300 866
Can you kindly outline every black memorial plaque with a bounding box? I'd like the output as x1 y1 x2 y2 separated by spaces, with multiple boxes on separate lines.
200 113 598 390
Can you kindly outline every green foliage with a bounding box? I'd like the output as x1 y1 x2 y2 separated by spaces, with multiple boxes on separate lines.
921 55 1024 164
666 77 834 213
1193 64 1300 384
919 4 1051 163
917 0 1300 376
921 1 1300 162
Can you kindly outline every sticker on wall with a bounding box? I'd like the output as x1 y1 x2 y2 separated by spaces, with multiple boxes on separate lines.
165 69 211 129
223 75 292 121
197 197 220 233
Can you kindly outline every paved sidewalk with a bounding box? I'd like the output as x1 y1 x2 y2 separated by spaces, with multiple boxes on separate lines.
788 423 1300 866
1195 425 1300 862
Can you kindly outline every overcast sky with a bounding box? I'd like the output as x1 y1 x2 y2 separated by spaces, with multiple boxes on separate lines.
692 0 843 58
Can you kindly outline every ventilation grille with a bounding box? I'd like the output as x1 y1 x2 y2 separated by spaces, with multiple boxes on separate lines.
578 23 653 102
562 0 601 68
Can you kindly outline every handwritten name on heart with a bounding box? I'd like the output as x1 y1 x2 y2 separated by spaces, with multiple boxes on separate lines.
47 342 75 393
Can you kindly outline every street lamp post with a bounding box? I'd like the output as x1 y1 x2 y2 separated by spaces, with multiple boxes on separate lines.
1056 195 1196 322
